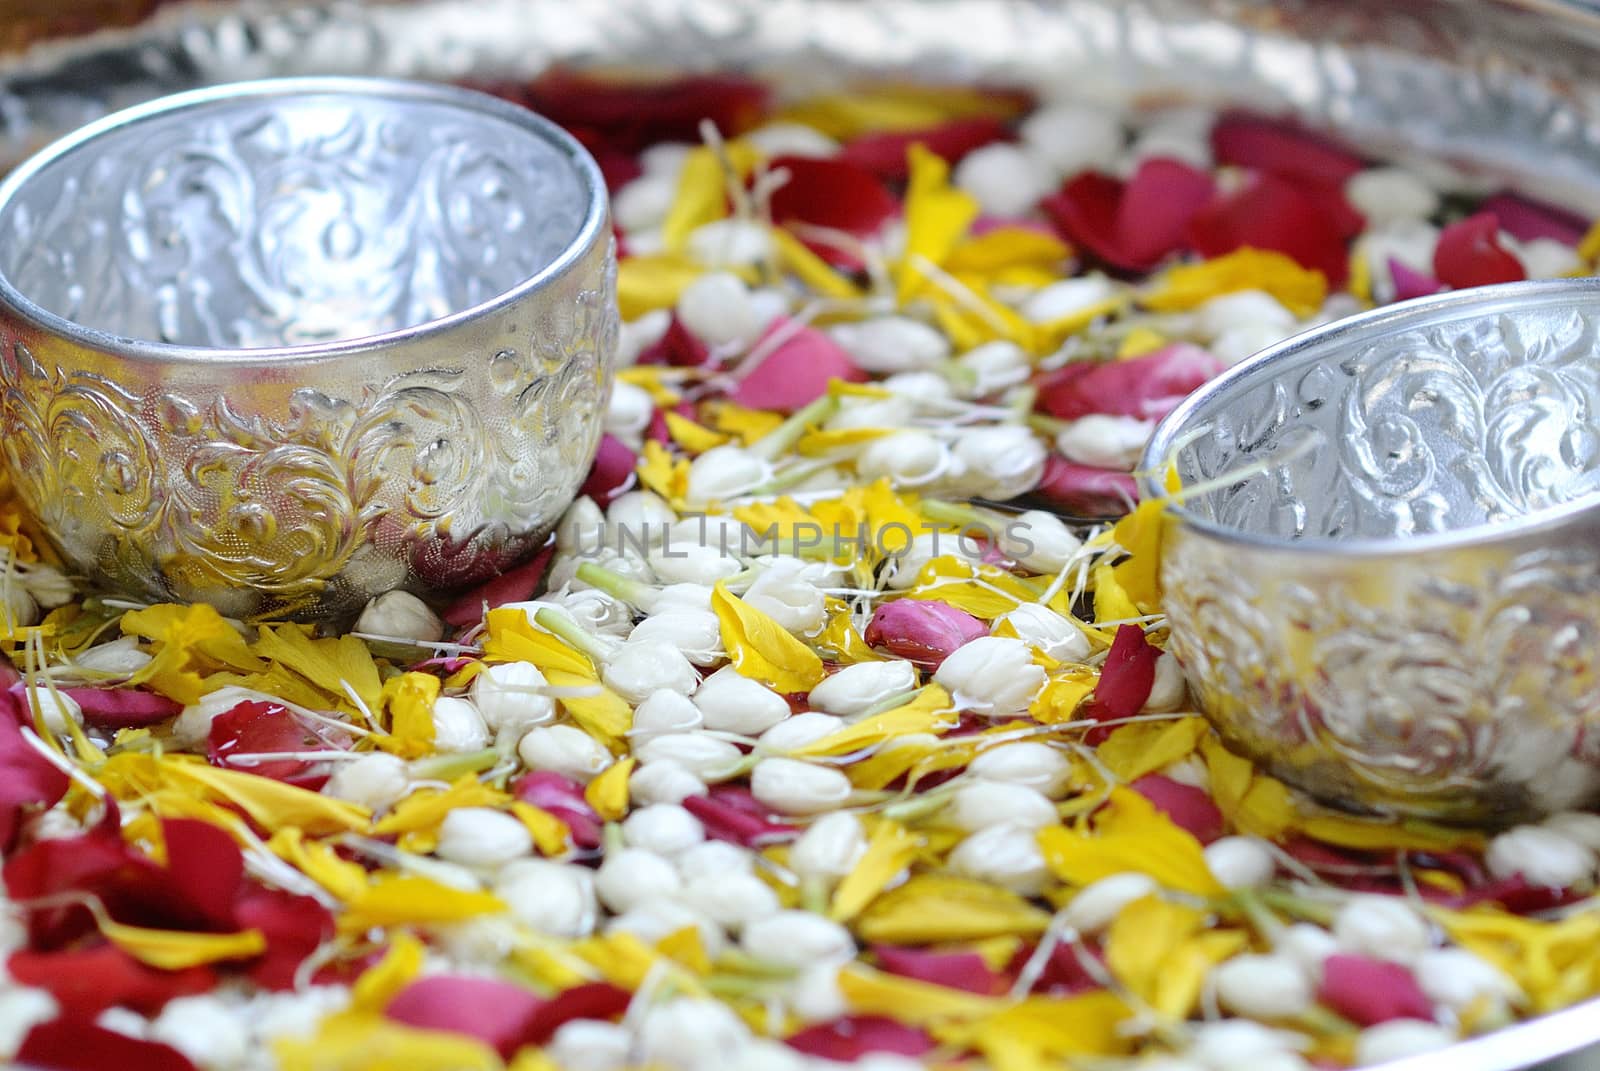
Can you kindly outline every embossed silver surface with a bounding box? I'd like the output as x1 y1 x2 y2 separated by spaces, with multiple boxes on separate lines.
0 78 617 621
1142 281 1600 825
8 3 1600 1069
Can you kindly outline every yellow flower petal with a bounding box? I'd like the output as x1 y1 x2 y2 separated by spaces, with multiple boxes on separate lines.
509 801 572 857
121 603 265 704
376 672 439 759
1143 247 1327 318
1108 498 1170 611
275 1013 501 1071
838 964 1005 1024
373 776 509 840
946 227 1071 275
1030 296 1130 355
1029 673 1095 724
338 876 506 934
1038 786 1222 897
1200 735 1297 840
270 827 371 901
656 925 712 975
939 991 1134 1065
706 401 787 446
1107 895 1245 1019
102 919 265 970
813 599 882 663
774 84 1024 140
1096 717 1208 782
829 820 921 923
253 625 383 714
97 753 370 836
350 933 427 1013
798 426 894 457
662 144 760 251
481 609 596 676
665 411 732 455
618 253 705 320
1117 327 1168 359
771 226 863 300
1091 563 1141 625
712 582 826 693
547 669 632 751
895 145 980 304
856 875 1052 944
584 757 635 822
792 685 955 759
616 366 689 407
636 439 692 504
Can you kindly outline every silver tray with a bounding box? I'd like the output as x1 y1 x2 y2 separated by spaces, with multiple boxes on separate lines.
4 2 1600 1069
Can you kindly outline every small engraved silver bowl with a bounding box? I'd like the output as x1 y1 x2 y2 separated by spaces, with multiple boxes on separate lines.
0 77 617 621
1141 280 1600 823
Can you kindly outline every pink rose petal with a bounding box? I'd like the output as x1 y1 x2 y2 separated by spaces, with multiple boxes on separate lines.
385 975 546 1058
863 599 986 670
786 1016 936 1060
1318 954 1434 1026
1434 212 1526 289
682 785 797 847
1030 456 1139 519
1036 343 1224 422
1388 258 1446 302
730 319 866 413
1086 625 1159 721
1041 159 1215 274
1130 775 1225 844
873 945 1005 994
513 771 602 849
50 688 181 730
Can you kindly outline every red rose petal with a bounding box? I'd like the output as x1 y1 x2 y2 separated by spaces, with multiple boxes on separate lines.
1005 939 1105 996
1041 158 1215 274
839 116 1011 181
786 1016 936 1060
19 1017 197 1071
207 701 348 790
519 982 633 1046
1479 191 1588 246
682 786 797 847
873 945 1005 994
234 886 336 990
639 316 712 368
730 319 867 413
1188 173 1356 284
513 771 602 849
386 975 546 1059
1086 625 1160 721
0 714 70 852
442 540 557 628
863 599 986 670
1036 342 1224 422
1129 775 1225 843
9 946 217 1017
1029 457 1139 519
768 155 898 235
161 819 247 931
1433 212 1526 289
578 435 638 511
1446 874 1587 914
1318 954 1434 1026
520 70 770 154
1211 111 1367 186
58 688 181 730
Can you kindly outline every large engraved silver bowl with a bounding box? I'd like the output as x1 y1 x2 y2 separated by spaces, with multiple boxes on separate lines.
0 77 617 621
1141 280 1600 824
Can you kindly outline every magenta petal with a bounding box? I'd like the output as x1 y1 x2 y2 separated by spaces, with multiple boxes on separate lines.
1031 457 1138 519
730 319 866 413
519 982 633 1046
1036 343 1224 422
1129 775 1225 844
1318 954 1434 1026
386 975 546 1058
682 786 796 847
513 771 603 849
579 434 638 510
1479 191 1588 246
51 688 181 730
1211 111 1367 185
441 541 556 628
863 599 985 670
786 1016 937 1060
873 945 1004 994
1387 258 1446 302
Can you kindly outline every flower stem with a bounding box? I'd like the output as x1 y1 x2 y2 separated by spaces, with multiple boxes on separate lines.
750 394 840 462
410 747 501 782
576 561 656 610
532 607 613 663
1026 411 1071 437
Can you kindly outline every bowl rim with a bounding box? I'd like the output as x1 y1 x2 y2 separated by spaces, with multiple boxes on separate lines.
0 75 611 366
1137 276 1600 557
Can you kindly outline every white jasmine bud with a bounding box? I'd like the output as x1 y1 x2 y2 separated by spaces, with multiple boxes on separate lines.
997 509 1082 575
993 603 1090 663
750 757 852 815
635 732 743 781
1276 923 1337 980
1343 167 1439 226
602 639 700 703
613 171 678 232
693 666 791 734
1063 873 1158 934
949 425 1047 500
0 585 38 631
640 142 693 176
322 752 410 812
151 995 248 1070
431 696 490 753
470 661 556 732
1214 953 1314 1019
648 544 743 587
596 847 682 913
604 379 655 448
686 444 769 504
687 218 774 269
1123 124 1212 171
954 142 1055 217
967 741 1072 797
726 1039 809 1071
72 636 152 676
628 609 725 667
648 582 716 614
630 690 705 739
742 910 855 967
618 309 672 366
1142 652 1188 712
1020 103 1124 175
945 780 1057 832
1486 824 1596 887
1354 1021 1456 1066
435 807 534 867
1415 947 1517 1012
955 340 1032 397
547 1019 631 1071
743 559 827 634
855 430 953 489
1514 236 1581 280
1542 810 1600 852
677 272 764 349
789 811 867 882
1195 290 1296 338
828 394 916 431
1058 412 1158 473
679 871 782 931
1212 322 1293 367
787 964 847 1023
557 496 606 552
934 636 1047 716
677 840 755 881
829 316 951 374
1189 1020 1309 1071
606 488 677 533
1204 835 1278 890
808 660 919 716
637 998 752 1071
882 370 955 401
629 759 707 805
20 564 74 611
518 724 614 783
622 803 705 856
948 823 1050 895
21 688 81 736
496 858 598 928
1022 276 1118 323
1332 895 1433 964
354 589 443 643
758 711 844 753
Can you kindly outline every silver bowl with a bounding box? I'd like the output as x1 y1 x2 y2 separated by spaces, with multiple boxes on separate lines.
0 76 617 621
1142 280 1600 823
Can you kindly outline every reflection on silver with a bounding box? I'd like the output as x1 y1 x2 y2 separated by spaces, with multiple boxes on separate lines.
0 78 616 621
1143 282 1600 825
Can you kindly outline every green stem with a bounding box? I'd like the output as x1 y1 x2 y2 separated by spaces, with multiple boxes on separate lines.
934 360 980 394
921 499 997 530
747 458 841 497
602 821 626 855
882 785 955 824
1007 384 1037 422
750 394 840 462
800 876 831 915
532 607 613 663
410 747 501 782
855 686 923 720
1228 887 1285 941
1291 1005 1358 1037
575 561 655 609
714 949 802 980
1027 411 1070 437
1257 887 1339 927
